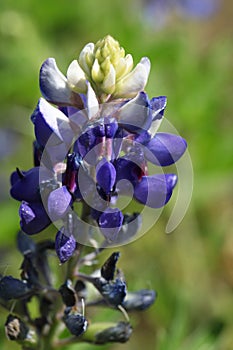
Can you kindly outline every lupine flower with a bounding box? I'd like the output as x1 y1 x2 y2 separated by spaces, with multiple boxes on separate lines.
10 35 187 257
5 35 188 348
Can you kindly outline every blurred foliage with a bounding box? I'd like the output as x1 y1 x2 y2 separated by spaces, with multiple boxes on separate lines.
0 0 232 349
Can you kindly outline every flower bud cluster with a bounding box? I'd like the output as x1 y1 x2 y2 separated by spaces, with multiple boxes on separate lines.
1 232 155 347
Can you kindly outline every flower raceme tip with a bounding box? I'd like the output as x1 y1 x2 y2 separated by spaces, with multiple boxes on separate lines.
10 34 187 257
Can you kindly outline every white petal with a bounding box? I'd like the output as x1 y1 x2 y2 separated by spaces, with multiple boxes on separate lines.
91 58 104 83
86 82 99 119
40 58 71 104
117 92 152 132
102 64 116 94
114 57 151 98
124 54 134 74
67 60 87 93
79 42 95 76
148 117 164 137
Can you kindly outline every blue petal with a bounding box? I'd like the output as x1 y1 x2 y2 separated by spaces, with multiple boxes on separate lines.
47 186 72 222
55 227 76 263
19 201 51 234
40 58 71 105
144 133 187 166
134 174 177 208
122 289 156 311
99 208 124 242
100 278 127 306
74 126 102 165
0 276 31 300
63 311 88 336
31 98 73 148
118 92 152 133
96 158 116 195
150 96 167 121
10 167 48 202
115 154 146 189
104 117 118 138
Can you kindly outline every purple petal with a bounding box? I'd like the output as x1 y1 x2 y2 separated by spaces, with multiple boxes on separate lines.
122 289 156 311
31 98 73 148
134 131 151 145
10 167 42 202
150 96 167 121
39 58 71 105
96 158 116 194
55 227 76 263
144 133 187 166
134 174 177 208
104 117 118 138
118 92 152 133
74 127 102 165
99 208 124 242
0 276 31 300
47 186 72 222
115 155 146 189
19 201 51 234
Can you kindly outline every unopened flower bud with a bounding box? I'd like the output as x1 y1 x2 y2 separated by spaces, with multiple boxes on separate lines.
63 307 88 337
5 314 29 341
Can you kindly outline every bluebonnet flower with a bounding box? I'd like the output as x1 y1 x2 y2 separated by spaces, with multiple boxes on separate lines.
5 36 188 348
10 35 187 257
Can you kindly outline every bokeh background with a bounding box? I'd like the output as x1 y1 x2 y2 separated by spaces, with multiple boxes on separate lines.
0 0 232 349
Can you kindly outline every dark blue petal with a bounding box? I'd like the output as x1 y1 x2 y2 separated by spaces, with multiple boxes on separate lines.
101 252 120 281
59 280 77 307
122 289 156 311
31 98 73 148
134 174 177 208
150 96 167 121
134 131 151 145
55 228 76 264
144 133 187 166
19 201 51 234
104 117 118 138
101 278 127 306
17 231 36 256
94 321 132 344
63 310 88 336
118 92 152 133
96 158 116 195
115 156 145 190
47 186 72 222
10 167 41 202
98 208 124 242
0 276 31 300
74 126 102 164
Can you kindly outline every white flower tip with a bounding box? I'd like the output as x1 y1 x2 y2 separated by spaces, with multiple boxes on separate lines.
102 64 116 94
67 60 87 93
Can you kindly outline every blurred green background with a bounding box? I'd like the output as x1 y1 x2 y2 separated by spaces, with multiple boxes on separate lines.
0 0 232 349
